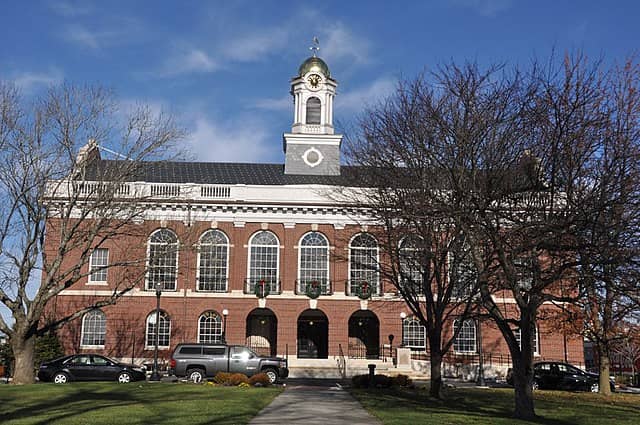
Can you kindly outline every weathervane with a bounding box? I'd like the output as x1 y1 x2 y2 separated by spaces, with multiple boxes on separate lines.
309 36 320 57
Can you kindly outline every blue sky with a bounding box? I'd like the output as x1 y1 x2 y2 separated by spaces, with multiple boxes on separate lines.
1 0 638 164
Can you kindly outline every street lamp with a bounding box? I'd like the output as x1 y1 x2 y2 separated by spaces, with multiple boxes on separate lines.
400 312 406 347
476 319 485 386
149 282 162 382
222 309 229 343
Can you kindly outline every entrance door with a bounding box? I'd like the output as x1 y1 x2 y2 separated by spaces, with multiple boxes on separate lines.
246 308 278 357
297 309 329 359
348 311 380 359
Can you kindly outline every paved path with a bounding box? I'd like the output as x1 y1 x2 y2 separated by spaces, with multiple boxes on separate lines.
249 380 381 425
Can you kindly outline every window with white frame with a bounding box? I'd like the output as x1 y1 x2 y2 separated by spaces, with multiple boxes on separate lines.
349 233 379 295
145 310 170 348
80 309 106 347
197 230 229 292
298 232 330 294
248 231 280 293
514 326 540 355
147 229 178 291
453 319 477 353
399 235 424 294
198 311 223 343
88 248 109 283
402 317 426 349
449 243 477 299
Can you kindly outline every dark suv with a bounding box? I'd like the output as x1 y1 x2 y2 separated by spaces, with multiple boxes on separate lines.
507 361 615 392
169 343 288 384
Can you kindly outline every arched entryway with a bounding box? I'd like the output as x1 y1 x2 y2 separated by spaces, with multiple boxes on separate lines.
246 308 278 357
348 310 380 359
297 309 329 359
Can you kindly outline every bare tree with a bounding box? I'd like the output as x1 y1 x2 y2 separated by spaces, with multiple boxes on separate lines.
346 53 640 419
613 328 640 383
0 82 185 384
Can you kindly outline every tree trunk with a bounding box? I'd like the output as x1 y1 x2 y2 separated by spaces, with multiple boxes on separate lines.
511 360 536 420
11 334 36 384
599 350 612 396
429 352 443 399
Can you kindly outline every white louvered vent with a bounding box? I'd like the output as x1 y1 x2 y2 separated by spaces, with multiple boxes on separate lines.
200 185 231 198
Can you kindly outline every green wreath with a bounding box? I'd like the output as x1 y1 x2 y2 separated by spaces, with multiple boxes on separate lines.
305 281 322 299
356 281 373 300
254 280 271 298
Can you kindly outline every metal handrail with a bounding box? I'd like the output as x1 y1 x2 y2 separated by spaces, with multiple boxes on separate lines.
243 278 281 295
345 280 382 297
294 279 333 296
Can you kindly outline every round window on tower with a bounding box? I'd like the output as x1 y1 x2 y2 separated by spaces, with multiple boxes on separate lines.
302 147 324 168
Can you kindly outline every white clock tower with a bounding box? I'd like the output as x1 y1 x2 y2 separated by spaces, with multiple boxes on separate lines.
283 40 343 175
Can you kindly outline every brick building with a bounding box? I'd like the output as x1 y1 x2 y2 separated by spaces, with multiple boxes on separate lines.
48 53 584 376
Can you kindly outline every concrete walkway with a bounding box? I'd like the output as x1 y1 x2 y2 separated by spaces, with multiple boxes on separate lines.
249 380 381 425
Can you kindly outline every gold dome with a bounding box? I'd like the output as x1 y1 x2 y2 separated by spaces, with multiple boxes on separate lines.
298 56 330 77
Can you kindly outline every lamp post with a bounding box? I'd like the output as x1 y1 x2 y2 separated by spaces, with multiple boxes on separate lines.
400 312 406 347
149 282 162 382
222 309 229 343
476 319 485 386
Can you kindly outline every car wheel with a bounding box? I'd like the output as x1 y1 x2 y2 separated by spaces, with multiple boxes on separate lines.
187 368 205 383
531 381 539 391
53 372 69 384
263 368 278 384
590 382 599 393
118 372 131 383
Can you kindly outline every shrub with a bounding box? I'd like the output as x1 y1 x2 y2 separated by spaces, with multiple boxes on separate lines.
392 374 412 387
249 373 271 387
213 372 249 386
351 373 394 389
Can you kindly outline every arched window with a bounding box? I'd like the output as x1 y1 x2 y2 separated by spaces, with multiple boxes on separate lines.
145 311 171 348
197 230 229 292
399 235 424 293
514 326 540 355
298 232 330 295
306 97 321 125
147 229 178 291
198 311 223 343
453 319 477 353
248 231 280 293
349 233 379 296
402 317 426 349
80 309 106 347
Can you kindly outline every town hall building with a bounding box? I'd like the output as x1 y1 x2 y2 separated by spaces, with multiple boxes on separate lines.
48 51 585 377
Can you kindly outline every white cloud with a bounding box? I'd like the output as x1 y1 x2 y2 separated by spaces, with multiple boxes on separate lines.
48 0 92 17
160 48 218 77
10 69 64 93
63 24 101 49
222 28 290 62
184 115 274 163
321 23 372 65
336 77 397 112
253 95 291 112
60 18 145 51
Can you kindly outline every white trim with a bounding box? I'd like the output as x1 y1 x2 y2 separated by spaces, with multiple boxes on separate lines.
88 248 109 283
197 310 223 343
297 231 330 292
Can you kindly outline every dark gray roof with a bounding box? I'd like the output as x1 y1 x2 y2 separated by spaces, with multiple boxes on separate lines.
85 160 362 186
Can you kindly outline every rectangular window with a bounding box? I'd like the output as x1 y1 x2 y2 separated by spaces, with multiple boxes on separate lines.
88 248 109 283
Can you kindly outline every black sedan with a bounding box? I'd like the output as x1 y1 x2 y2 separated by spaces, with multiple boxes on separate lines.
508 361 615 392
38 354 146 384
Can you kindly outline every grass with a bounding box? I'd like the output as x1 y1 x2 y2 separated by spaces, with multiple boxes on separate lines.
350 386 640 425
0 382 282 425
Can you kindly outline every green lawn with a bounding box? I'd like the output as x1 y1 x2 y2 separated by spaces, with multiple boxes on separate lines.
350 387 640 425
0 382 282 425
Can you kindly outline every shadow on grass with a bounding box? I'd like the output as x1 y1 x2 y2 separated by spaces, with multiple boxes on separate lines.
0 382 278 425
350 387 625 425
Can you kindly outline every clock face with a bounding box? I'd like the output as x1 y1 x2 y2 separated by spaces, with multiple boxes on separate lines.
307 73 321 89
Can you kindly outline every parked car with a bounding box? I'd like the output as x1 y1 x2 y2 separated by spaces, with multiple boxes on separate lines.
38 354 146 384
169 343 288 384
507 361 615 392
